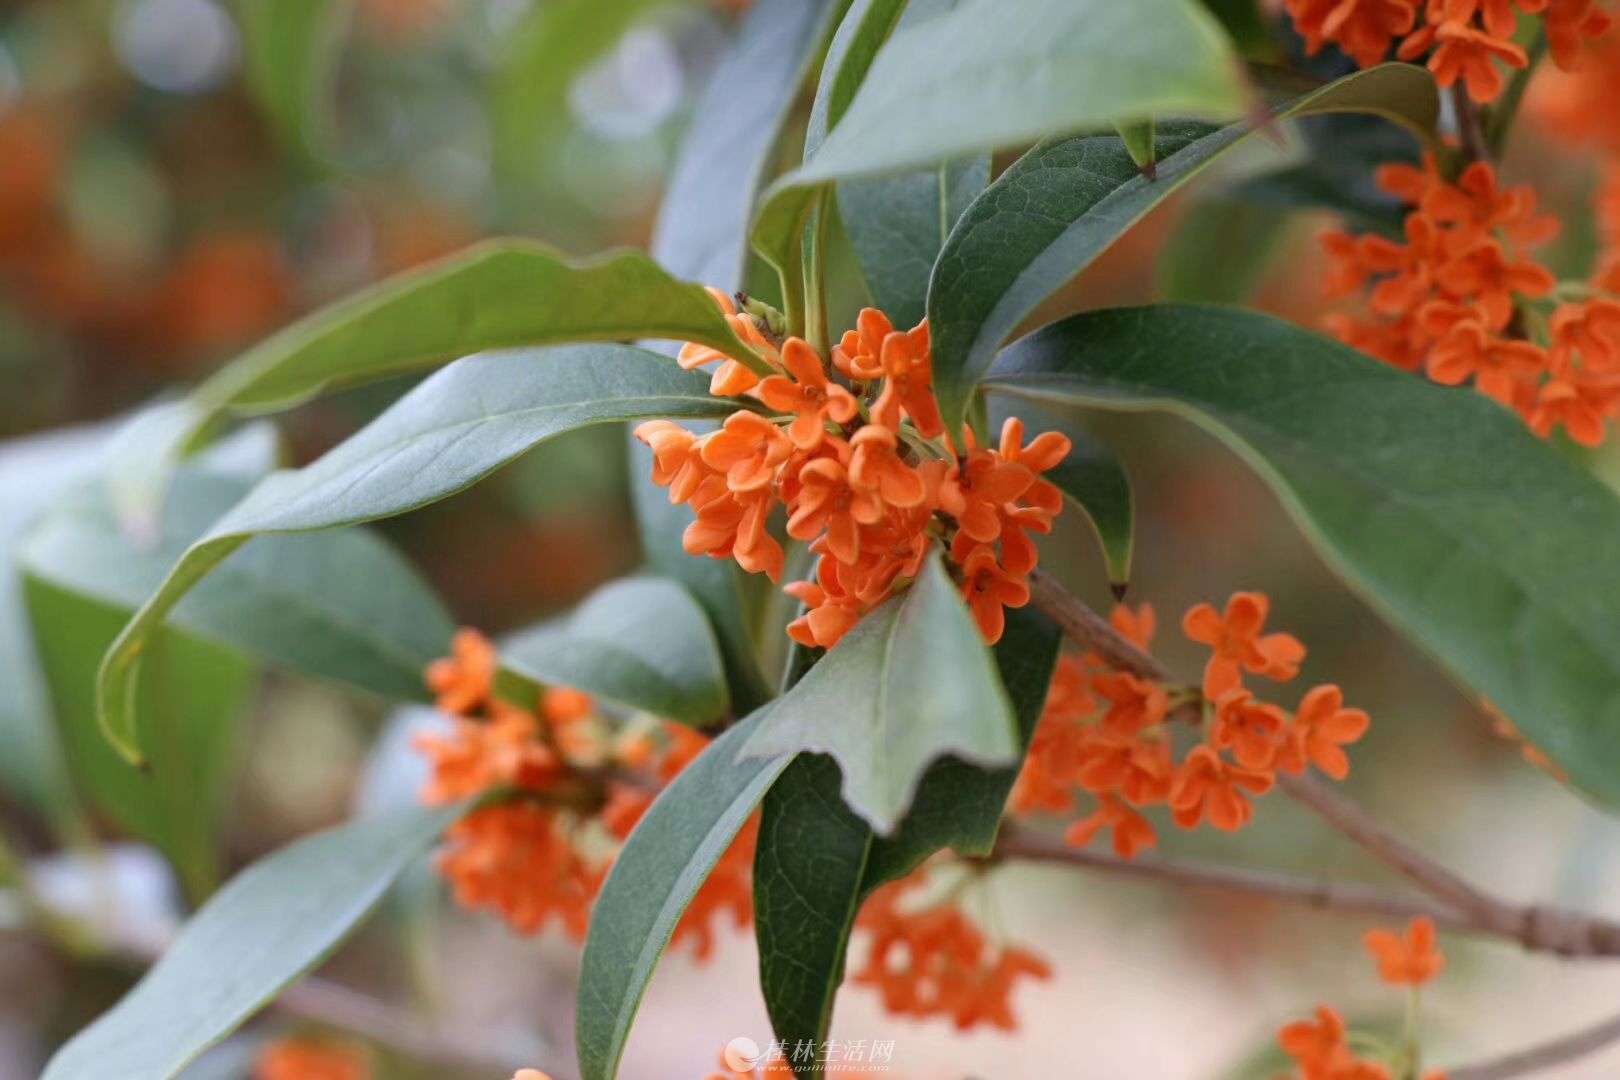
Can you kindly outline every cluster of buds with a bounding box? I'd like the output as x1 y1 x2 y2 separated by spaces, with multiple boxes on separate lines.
413 629 752 954
637 293 1072 646
1012 594 1370 859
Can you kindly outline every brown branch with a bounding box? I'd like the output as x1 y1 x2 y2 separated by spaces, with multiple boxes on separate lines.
1448 1008 1620 1080
1022 572 1620 958
994 827 1472 930
1452 84 1492 166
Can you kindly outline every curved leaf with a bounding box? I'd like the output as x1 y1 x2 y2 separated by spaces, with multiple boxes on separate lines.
109 241 765 531
928 63 1441 436
22 470 453 706
752 754 872 1076
738 551 1015 833
787 0 1243 185
97 345 738 764
575 707 789 1080
988 305 1620 806
503 577 728 726
42 803 464 1080
750 607 1060 1071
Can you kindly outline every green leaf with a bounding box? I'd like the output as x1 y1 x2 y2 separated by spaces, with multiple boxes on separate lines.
233 0 349 162
987 393 1135 590
23 575 254 902
750 609 1060 1068
108 241 765 532
839 158 988 331
0 425 109 828
785 0 1243 187
1157 197 1291 306
503 576 728 726
752 754 873 1074
738 551 1016 833
22 469 453 708
860 606 1061 887
41 803 463 1080
927 62 1441 437
987 304 1620 807
576 707 789 1080
97 345 739 765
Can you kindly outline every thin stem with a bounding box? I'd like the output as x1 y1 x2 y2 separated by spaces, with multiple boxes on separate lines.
1485 30 1547 157
1022 572 1620 958
803 191 831 356
1448 1008 1620 1080
1452 84 1492 166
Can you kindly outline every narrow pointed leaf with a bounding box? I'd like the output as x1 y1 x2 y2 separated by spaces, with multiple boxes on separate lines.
98 345 738 764
738 552 1016 833
23 470 453 706
503 577 728 726
234 0 349 162
928 63 1441 436
42 803 464 1080
576 708 789 1080
109 241 764 531
753 754 873 1076
988 304 1620 807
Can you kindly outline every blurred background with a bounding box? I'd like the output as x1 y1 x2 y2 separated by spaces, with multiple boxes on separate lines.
3 1 1620 1077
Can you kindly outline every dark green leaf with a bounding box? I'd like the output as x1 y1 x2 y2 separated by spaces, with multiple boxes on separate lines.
109 241 765 531
839 157 988 331
503 576 728 726
576 708 789 1080
752 754 873 1075
98 345 738 764
1157 198 1291 305
988 304 1620 806
739 551 1015 833
41 803 465 1080
928 63 1441 436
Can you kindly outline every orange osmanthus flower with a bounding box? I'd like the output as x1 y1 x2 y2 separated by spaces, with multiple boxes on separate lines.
253 1037 371 1080
1182 591 1306 700
1364 915 1447 986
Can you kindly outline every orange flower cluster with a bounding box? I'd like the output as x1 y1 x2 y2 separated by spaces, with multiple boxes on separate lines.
1320 157 1620 446
1276 917 1448 1079
1012 595 1370 859
415 629 751 954
252 1037 371 1080
637 293 1072 646
852 872 1051 1031
1284 0 1610 102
